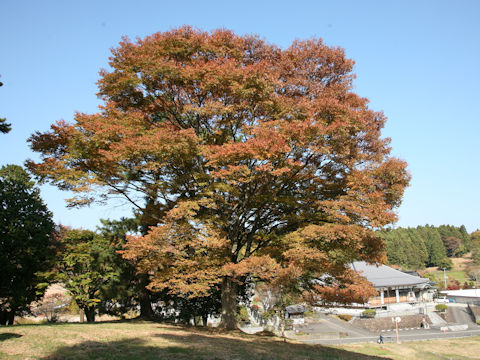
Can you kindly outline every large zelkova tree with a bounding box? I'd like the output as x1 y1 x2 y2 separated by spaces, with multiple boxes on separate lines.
27 27 409 329
0 165 55 325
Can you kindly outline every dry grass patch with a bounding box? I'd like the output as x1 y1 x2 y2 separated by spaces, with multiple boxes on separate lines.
1 321 480 359
0 321 380 360
341 336 480 360
452 254 473 271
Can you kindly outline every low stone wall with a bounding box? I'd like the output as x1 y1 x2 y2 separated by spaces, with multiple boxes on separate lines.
438 309 455 323
352 314 431 332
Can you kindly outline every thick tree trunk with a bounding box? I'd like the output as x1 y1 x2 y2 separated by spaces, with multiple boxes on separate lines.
202 313 208 327
219 277 238 330
0 309 15 325
7 310 14 325
84 306 96 323
0 310 6 325
138 275 154 319
137 219 155 320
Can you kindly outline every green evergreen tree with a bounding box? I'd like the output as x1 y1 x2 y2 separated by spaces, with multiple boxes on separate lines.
0 165 55 325
97 218 142 316
417 226 448 267
406 228 428 268
0 79 11 134
0 118 10 134
381 229 408 267
459 225 471 251
471 231 480 265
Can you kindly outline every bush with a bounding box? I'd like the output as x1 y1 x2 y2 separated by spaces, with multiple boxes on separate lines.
435 304 448 312
285 319 294 330
33 292 70 323
237 305 250 323
361 309 376 318
261 309 276 320
338 314 352 322
446 279 460 290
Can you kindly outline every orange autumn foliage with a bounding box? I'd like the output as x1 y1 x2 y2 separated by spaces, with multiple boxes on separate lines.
27 27 409 327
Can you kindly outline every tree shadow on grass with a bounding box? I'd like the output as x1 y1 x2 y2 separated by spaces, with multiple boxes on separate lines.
41 331 390 360
0 333 22 342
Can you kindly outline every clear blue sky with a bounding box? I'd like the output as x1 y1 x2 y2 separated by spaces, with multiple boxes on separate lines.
1 0 479 232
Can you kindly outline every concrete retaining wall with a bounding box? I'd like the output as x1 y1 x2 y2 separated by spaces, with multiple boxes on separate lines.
352 314 431 332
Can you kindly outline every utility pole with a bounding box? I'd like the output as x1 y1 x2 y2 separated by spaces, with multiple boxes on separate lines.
442 268 448 289
392 317 401 344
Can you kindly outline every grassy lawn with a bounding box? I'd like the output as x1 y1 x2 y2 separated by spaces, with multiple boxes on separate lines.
0 321 479 359
428 270 468 284
0 320 379 360
424 255 471 285
340 338 480 360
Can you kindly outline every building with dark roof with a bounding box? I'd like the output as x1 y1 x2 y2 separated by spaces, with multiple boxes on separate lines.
351 261 434 307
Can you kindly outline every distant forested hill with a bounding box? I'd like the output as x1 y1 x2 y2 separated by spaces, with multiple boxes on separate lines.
378 225 471 270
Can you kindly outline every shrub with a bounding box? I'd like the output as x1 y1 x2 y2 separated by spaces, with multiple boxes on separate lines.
285 319 294 330
338 314 353 322
237 305 250 323
435 304 448 312
446 279 460 290
261 309 276 320
33 292 70 323
361 309 376 318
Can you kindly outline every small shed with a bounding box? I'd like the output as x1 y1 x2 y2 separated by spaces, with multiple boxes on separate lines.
286 305 306 324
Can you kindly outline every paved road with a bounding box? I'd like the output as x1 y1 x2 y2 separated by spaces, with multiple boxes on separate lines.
290 311 480 345
297 328 480 345
291 313 374 343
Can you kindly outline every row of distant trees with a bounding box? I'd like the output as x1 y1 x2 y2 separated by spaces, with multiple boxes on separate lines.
379 225 479 270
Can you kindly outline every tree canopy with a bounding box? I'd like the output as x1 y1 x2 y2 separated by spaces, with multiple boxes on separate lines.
45 228 121 322
28 27 409 329
0 165 55 325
